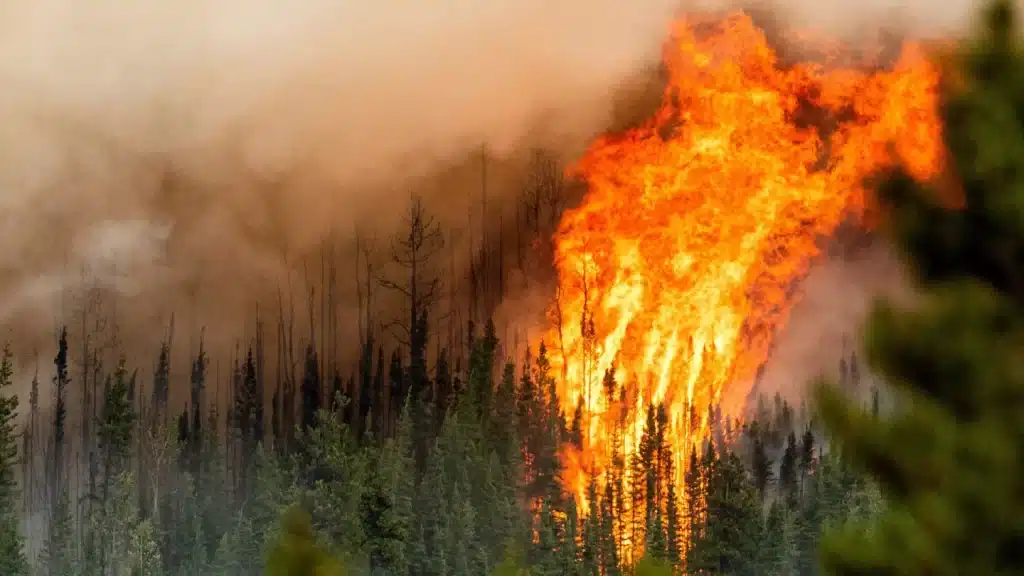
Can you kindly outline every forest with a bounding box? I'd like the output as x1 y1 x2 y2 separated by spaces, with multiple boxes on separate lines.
2 0 1023 575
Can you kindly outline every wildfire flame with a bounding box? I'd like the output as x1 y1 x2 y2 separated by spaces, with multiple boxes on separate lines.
545 10 942 552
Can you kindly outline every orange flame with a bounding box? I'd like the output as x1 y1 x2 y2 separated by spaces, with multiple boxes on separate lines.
544 11 942 555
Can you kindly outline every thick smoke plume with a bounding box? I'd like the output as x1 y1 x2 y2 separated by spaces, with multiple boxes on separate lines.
0 0 693 357
0 0 1006 399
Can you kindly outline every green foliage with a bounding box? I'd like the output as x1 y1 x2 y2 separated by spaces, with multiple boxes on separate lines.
212 512 262 576
0 346 26 575
634 555 672 576
361 401 415 573
816 1 1024 574
15 316 881 576
690 449 761 574
99 356 137 468
40 489 75 576
307 409 366 557
88 472 163 576
491 540 531 576
266 506 346 576
9 208 891 576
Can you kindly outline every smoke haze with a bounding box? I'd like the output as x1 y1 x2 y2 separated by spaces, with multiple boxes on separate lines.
740 0 1005 39
0 0 697 350
0 0 1006 395
745 233 916 411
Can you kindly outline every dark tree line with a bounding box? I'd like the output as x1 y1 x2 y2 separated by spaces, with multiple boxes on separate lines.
6 284 884 576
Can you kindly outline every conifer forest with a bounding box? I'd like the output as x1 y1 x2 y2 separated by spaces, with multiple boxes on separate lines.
2 1 1024 575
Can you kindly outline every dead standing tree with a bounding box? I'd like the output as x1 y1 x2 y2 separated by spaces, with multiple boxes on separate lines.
376 196 445 438
523 149 566 265
353 232 378 437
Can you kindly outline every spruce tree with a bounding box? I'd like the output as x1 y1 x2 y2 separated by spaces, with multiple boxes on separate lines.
94 356 139 575
468 319 498 422
683 446 703 565
361 401 414 573
750 428 773 503
491 363 520 470
447 480 479 576
151 339 170 421
40 334 74 573
307 407 365 557
799 426 815 498
49 326 70 551
198 404 233 562
663 472 682 568
778 431 799 506
691 448 760 574
562 496 582 574
99 357 137 492
531 500 561 576
817 2 1024 573
0 346 27 575
580 478 601 576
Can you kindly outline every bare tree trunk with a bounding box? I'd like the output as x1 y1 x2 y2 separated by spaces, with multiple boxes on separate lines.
480 145 489 316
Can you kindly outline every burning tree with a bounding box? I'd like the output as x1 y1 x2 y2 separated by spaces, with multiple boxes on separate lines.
545 8 944 561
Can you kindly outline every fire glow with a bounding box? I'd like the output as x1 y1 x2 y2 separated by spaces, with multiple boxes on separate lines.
543 10 942 555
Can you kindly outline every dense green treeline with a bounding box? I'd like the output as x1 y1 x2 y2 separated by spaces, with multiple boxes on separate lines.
3 307 882 575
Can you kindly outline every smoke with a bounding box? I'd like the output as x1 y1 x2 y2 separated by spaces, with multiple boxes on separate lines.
734 0 1007 40
746 232 918 410
0 0 1006 398
0 0 701 353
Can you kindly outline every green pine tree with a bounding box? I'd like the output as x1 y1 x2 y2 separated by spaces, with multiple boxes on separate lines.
692 449 760 574
750 425 773 503
0 346 27 574
778 431 799 507
90 472 162 576
361 400 414 573
817 2 1024 573
307 409 366 558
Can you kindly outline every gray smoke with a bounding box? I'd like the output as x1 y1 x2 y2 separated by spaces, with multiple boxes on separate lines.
0 0 695 357
748 233 918 410
0 0 1004 399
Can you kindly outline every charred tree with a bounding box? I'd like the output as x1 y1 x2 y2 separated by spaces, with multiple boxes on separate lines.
377 197 445 438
